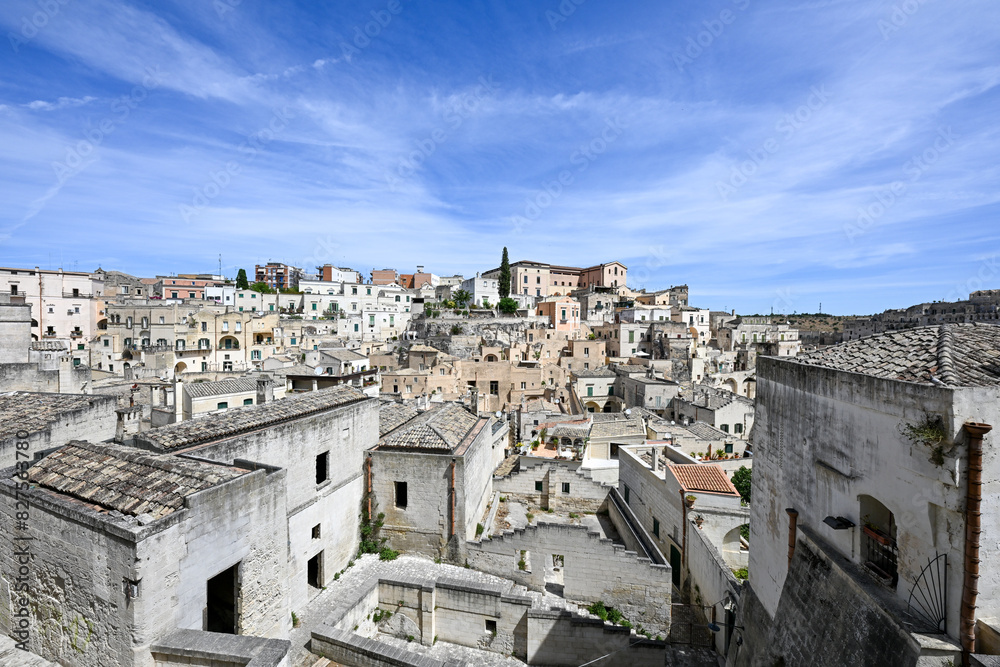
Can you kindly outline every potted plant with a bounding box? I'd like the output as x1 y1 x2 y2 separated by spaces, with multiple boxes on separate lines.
685 495 696 508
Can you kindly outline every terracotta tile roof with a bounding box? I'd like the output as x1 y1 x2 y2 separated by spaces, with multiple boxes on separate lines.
141 385 367 451
668 464 739 496
27 441 248 519
793 323 1000 386
377 403 479 452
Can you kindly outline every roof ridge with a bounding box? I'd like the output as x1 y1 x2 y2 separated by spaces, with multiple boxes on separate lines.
936 324 958 386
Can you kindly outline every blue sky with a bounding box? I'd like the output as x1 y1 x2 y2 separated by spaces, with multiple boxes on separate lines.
1 0 998 315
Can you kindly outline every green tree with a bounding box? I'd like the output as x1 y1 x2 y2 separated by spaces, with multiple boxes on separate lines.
236 268 250 289
453 289 472 308
249 281 274 294
731 466 752 505
498 247 511 299
498 297 518 314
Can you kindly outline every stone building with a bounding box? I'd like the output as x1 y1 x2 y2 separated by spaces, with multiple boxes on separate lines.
0 266 103 343
672 384 755 437
0 441 289 667
0 392 118 468
736 323 1000 666
369 403 508 561
136 386 378 612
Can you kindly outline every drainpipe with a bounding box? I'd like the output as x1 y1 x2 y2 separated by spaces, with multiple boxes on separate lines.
786 508 799 569
962 422 992 666
450 459 457 538
680 489 688 572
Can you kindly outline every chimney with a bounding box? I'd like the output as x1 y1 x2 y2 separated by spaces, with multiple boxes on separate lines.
652 446 659 472
256 376 273 405
174 377 184 423
470 387 480 416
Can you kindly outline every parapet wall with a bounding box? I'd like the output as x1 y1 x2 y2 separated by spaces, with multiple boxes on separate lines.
526 609 666 667
467 522 672 634
494 459 610 512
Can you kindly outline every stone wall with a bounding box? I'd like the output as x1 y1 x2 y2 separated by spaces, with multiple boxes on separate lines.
525 609 666 667
149 629 289 667
371 450 454 559
466 522 671 634
170 399 378 612
0 462 288 667
311 626 458 667
0 394 118 469
729 527 945 667
685 521 741 655
494 459 610 512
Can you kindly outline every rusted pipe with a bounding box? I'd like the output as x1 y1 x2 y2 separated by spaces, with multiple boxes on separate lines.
450 459 456 538
680 489 688 571
786 508 799 569
962 422 992 666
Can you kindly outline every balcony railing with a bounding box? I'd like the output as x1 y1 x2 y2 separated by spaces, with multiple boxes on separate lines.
862 525 898 587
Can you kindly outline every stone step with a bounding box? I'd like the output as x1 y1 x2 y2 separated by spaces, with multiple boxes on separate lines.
0 637 60 667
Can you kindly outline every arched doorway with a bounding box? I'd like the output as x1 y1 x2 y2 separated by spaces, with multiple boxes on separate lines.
174 362 187 375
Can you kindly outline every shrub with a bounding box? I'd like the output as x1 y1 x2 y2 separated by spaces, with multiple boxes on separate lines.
379 547 400 561
733 567 749 581
476 523 485 537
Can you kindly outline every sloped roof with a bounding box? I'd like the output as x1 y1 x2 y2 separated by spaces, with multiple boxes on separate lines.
184 378 258 399
590 418 645 439
27 441 248 519
377 403 479 452
0 392 115 442
681 422 733 441
379 402 420 437
793 323 1000 386
321 348 368 362
141 386 367 451
669 464 739 496
572 367 616 378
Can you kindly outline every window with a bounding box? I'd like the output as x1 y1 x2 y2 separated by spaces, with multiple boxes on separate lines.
316 452 330 484
721 424 729 433
485 619 497 634
623 485 630 504
395 481 408 509
725 442 734 454
201 362 208 371
562 482 570 494
520 382 526 390
171 291 178 299
217 402 228 410
535 481 543 492
734 423 744 434
243 398 253 406
489 380 499 395
312 524 321 539
103 339 109 347
653 518 660 538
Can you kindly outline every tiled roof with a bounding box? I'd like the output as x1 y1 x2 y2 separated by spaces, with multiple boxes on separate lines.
379 402 419 437
590 418 645 439
614 364 648 374
27 441 248 519
572 367 616 378
793 323 1000 386
408 344 440 353
184 378 259 399
377 403 479 452
669 464 739 496
141 386 367 451
681 422 733 441
321 348 368 362
0 392 114 441
279 364 321 376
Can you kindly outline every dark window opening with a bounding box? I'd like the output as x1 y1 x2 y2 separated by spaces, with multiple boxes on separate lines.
316 451 329 484
485 619 497 634
395 481 408 509
205 563 239 634
562 482 570 494
535 480 543 492
312 524 321 539
653 518 660 538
